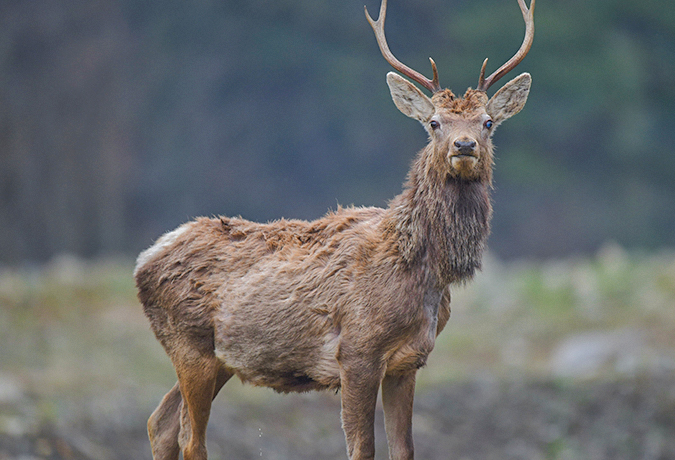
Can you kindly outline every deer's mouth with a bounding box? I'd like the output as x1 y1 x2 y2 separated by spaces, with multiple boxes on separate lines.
449 152 479 175
449 152 479 163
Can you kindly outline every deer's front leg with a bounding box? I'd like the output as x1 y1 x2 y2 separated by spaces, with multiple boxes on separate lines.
339 360 384 460
382 372 416 460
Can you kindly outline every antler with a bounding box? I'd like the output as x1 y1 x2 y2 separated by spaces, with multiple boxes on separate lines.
477 0 535 92
365 0 441 93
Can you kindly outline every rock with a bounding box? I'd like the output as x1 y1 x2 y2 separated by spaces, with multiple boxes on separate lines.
550 329 647 379
0 374 24 405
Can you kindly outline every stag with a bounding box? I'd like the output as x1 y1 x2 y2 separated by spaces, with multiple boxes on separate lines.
135 0 535 458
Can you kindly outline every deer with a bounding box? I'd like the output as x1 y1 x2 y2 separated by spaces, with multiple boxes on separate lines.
134 0 534 458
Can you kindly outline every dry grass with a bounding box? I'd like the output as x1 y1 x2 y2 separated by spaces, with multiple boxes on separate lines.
423 244 675 385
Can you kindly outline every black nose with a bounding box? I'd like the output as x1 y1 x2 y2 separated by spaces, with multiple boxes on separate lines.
454 139 477 155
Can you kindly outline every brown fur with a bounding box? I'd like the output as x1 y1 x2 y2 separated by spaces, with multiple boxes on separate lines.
431 88 488 113
135 12 532 460
135 94 494 459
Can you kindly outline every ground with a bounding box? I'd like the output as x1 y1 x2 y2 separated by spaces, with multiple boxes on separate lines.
1 247 674 459
2 375 675 460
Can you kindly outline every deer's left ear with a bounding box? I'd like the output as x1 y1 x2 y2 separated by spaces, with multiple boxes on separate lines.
486 72 531 128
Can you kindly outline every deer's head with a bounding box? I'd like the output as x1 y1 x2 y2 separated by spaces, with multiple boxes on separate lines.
366 0 535 183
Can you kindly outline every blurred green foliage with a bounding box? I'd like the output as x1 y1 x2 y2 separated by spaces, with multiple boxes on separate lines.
1 246 673 398
1 0 674 262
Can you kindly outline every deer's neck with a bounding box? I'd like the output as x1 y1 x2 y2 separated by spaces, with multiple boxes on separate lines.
386 150 493 286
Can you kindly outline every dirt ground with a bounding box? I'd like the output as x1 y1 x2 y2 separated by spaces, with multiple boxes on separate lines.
1 373 674 460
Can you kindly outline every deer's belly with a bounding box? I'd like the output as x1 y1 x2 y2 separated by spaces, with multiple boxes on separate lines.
213 305 342 393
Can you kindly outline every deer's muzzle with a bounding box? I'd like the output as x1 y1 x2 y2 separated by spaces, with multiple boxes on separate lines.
452 138 477 157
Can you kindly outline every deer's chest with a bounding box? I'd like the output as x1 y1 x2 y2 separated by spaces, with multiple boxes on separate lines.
384 287 444 374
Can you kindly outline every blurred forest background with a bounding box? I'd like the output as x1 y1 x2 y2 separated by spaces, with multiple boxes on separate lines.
1 0 674 263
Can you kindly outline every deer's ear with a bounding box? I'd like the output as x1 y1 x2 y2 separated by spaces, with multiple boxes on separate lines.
386 72 435 123
486 72 531 128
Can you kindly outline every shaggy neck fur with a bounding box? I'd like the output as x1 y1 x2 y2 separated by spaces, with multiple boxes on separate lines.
386 142 493 286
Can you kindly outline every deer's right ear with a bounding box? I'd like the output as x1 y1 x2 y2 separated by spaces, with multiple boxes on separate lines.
386 72 435 123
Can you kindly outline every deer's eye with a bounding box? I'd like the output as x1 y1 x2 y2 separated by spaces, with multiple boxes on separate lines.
484 119 494 130
430 120 441 130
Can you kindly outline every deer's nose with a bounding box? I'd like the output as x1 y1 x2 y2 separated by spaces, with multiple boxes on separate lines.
453 139 477 155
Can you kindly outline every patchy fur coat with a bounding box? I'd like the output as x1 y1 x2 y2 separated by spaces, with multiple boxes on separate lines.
135 109 492 394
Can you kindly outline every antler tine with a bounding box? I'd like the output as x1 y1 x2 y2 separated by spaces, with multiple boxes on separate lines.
477 0 535 92
365 0 441 93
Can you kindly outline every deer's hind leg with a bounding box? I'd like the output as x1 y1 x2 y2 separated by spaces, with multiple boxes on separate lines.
148 362 232 460
148 382 182 460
